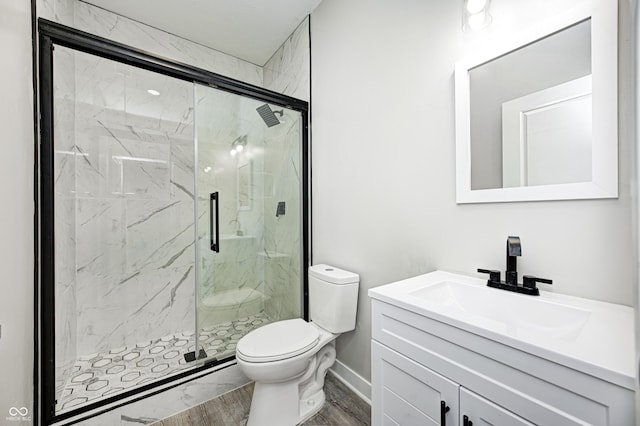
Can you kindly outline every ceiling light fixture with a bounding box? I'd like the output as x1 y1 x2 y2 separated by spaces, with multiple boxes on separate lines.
466 0 486 14
463 0 492 32
468 11 487 30
147 89 160 96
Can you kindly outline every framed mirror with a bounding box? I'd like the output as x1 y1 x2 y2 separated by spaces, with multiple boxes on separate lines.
455 0 617 203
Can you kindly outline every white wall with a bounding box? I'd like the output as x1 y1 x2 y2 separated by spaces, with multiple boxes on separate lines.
311 0 635 384
0 0 35 421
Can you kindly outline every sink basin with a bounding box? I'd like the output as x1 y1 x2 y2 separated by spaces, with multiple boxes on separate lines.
410 281 591 341
368 270 635 391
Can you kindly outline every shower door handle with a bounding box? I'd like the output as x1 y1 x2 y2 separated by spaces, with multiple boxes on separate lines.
210 192 219 252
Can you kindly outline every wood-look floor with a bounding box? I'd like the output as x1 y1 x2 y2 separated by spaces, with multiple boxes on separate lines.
152 371 371 426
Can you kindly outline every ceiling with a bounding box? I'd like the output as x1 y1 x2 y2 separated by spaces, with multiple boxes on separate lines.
81 0 322 66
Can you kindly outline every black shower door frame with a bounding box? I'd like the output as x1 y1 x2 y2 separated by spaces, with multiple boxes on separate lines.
37 18 310 425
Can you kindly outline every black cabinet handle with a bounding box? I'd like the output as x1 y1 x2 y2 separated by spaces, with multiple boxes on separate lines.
463 415 473 426
209 192 219 252
440 401 450 425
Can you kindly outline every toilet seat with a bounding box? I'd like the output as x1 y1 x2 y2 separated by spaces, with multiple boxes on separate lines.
236 318 320 363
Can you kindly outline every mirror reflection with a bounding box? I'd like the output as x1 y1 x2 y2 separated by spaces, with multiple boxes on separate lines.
469 19 592 190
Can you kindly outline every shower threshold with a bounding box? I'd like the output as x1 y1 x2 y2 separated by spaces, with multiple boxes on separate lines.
55 312 270 414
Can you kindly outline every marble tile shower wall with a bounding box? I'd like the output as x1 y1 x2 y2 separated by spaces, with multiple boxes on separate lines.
69 48 197 356
39 0 311 102
264 17 311 102
38 0 263 86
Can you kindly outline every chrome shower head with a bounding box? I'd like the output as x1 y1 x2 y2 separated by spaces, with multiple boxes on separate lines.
256 104 283 127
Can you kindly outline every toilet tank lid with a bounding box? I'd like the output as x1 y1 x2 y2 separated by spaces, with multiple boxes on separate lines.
309 264 359 284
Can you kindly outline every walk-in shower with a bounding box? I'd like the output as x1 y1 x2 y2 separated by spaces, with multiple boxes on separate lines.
38 20 308 424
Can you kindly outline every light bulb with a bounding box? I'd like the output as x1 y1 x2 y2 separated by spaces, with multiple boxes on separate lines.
468 11 487 30
147 89 160 96
466 0 486 14
230 148 237 157
236 144 244 152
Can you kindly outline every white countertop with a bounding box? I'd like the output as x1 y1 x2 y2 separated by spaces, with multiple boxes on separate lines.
369 270 635 390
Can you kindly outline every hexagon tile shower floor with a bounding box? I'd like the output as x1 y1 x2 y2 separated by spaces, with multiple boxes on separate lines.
56 313 270 413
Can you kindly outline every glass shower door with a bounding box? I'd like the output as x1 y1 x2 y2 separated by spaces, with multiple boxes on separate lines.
194 84 304 363
51 46 197 415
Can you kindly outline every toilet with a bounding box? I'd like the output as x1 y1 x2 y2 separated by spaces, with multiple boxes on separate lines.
236 264 359 426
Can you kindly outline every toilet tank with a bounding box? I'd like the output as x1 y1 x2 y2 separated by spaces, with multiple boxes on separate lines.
309 264 359 333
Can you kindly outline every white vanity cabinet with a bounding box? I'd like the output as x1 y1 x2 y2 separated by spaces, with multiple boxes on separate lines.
372 340 533 426
370 285 635 426
460 388 533 426
372 340 459 425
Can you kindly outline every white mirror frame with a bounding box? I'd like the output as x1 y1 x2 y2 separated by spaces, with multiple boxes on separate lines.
455 0 618 204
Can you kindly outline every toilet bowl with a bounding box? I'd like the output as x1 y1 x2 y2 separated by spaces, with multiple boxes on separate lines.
236 264 359 426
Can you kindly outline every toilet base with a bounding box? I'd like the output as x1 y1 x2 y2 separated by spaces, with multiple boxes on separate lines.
298 388 326 424
246 383 326 426
245 341 336 426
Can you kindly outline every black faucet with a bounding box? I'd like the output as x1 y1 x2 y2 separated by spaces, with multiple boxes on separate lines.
505 236 521 285
478 236 552 296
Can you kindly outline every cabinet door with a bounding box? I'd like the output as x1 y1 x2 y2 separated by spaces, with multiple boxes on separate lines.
460 388 534 426
372 341 459 426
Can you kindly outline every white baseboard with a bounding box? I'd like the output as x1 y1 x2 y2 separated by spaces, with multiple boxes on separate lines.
329 359 371 405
